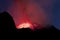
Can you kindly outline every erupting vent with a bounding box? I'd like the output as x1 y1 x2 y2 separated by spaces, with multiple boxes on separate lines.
17 22 33 29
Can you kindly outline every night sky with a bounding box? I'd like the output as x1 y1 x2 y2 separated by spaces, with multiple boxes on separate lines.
0 0 60 30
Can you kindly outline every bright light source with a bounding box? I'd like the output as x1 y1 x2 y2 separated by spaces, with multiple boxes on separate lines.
17 22 32 29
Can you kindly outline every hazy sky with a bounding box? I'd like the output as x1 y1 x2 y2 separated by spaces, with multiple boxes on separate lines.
0 0 60 30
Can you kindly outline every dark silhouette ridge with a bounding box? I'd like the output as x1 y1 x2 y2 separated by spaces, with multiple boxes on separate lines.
34 25 60 32
0 11 17 32
16 28 33 32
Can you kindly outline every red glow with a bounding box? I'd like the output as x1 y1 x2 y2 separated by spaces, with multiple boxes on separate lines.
17 22 32 29
8 0 50 30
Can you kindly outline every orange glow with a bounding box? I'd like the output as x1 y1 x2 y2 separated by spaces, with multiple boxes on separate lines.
17 22 32 29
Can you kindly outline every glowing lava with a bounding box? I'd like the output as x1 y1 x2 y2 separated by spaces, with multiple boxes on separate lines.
17 22 32 29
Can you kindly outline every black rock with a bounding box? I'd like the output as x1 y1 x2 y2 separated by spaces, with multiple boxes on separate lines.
0 11 17 32
16 28 33 32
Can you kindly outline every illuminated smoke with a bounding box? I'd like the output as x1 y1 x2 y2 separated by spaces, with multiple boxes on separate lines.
8 0 51 29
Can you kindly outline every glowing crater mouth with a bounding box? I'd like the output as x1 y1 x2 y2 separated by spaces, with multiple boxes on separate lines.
17 22 33 29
